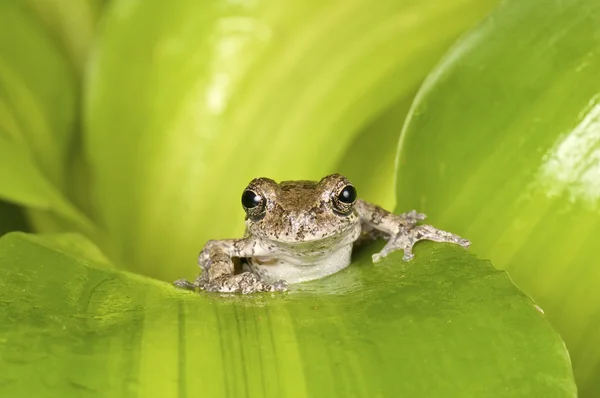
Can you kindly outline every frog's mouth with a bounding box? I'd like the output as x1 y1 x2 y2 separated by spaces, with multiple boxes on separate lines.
253 256 278 265
268 224 361 255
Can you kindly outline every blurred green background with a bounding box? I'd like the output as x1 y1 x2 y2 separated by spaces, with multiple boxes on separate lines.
1 0 599 396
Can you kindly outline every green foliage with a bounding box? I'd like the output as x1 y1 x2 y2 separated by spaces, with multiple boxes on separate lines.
85 0 498 280
22 0 103 73
396 0 600 395
0 1 76 190
0 0 98 239
0 232 576 397
2 0 598 395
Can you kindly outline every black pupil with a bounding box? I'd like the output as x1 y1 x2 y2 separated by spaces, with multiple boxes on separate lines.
242 190 262 209
338 185 356 204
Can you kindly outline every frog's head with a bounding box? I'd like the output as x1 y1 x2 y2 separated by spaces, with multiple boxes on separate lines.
241 173 360 249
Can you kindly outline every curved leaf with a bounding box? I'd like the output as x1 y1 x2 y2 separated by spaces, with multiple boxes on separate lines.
0 0 76 190
335 90 418 209
395 0 600 395
0 139 95 236
0 232 576 397
22 0 104 73
85 0 500 280
0 1 98 239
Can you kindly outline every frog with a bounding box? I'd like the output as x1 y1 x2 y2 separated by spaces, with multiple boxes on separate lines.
174 173 470 294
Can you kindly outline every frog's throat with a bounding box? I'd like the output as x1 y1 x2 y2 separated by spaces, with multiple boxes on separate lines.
246 244 353 284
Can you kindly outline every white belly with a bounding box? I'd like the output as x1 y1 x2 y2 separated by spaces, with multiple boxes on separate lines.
246 244 353 284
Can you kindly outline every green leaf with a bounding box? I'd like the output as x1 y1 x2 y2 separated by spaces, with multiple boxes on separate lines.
22 0 104 74
335 89 418 210
0 139 95 236
395 0 600 395
0 0 76 190
26 232 114 269
14 0 105 217
85 0 500 281
0 1 100 240
0 232 576 397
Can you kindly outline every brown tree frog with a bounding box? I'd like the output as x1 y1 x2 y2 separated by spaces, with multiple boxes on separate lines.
174 174 470 294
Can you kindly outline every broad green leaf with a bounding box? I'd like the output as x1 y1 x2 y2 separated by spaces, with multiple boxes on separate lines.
0 232 576 397
17 0 105 216
395 0 600 395
0 1 100 242
22 0 104 73
27 232 114 269
0 0 76 190
86 0 500 281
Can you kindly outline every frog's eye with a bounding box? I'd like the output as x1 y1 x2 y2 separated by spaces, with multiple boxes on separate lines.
338 185 357 204
241 189 267 219
242 190 262 209
332 184 357 215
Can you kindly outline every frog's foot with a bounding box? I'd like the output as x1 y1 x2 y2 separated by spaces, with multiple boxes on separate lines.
398 210 427 225
173 278 199 291
199 272 288 294
372 224 470 263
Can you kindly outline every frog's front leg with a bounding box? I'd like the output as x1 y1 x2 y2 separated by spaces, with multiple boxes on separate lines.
173 238 288 294
355 200 470 262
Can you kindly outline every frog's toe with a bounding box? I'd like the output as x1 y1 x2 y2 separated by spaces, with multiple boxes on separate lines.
402 250 415 262
226 272 262 294
372 248 393 263
400 210 427 223
411 210 427 221
459 238 471 248
173 279 196 290
271 279 289 292
372 244 413 263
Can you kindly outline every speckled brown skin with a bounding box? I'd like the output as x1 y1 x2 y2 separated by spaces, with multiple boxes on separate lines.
174 174 470 294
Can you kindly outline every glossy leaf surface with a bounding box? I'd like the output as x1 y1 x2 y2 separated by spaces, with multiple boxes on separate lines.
0 232 576 397
396 0 600 395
